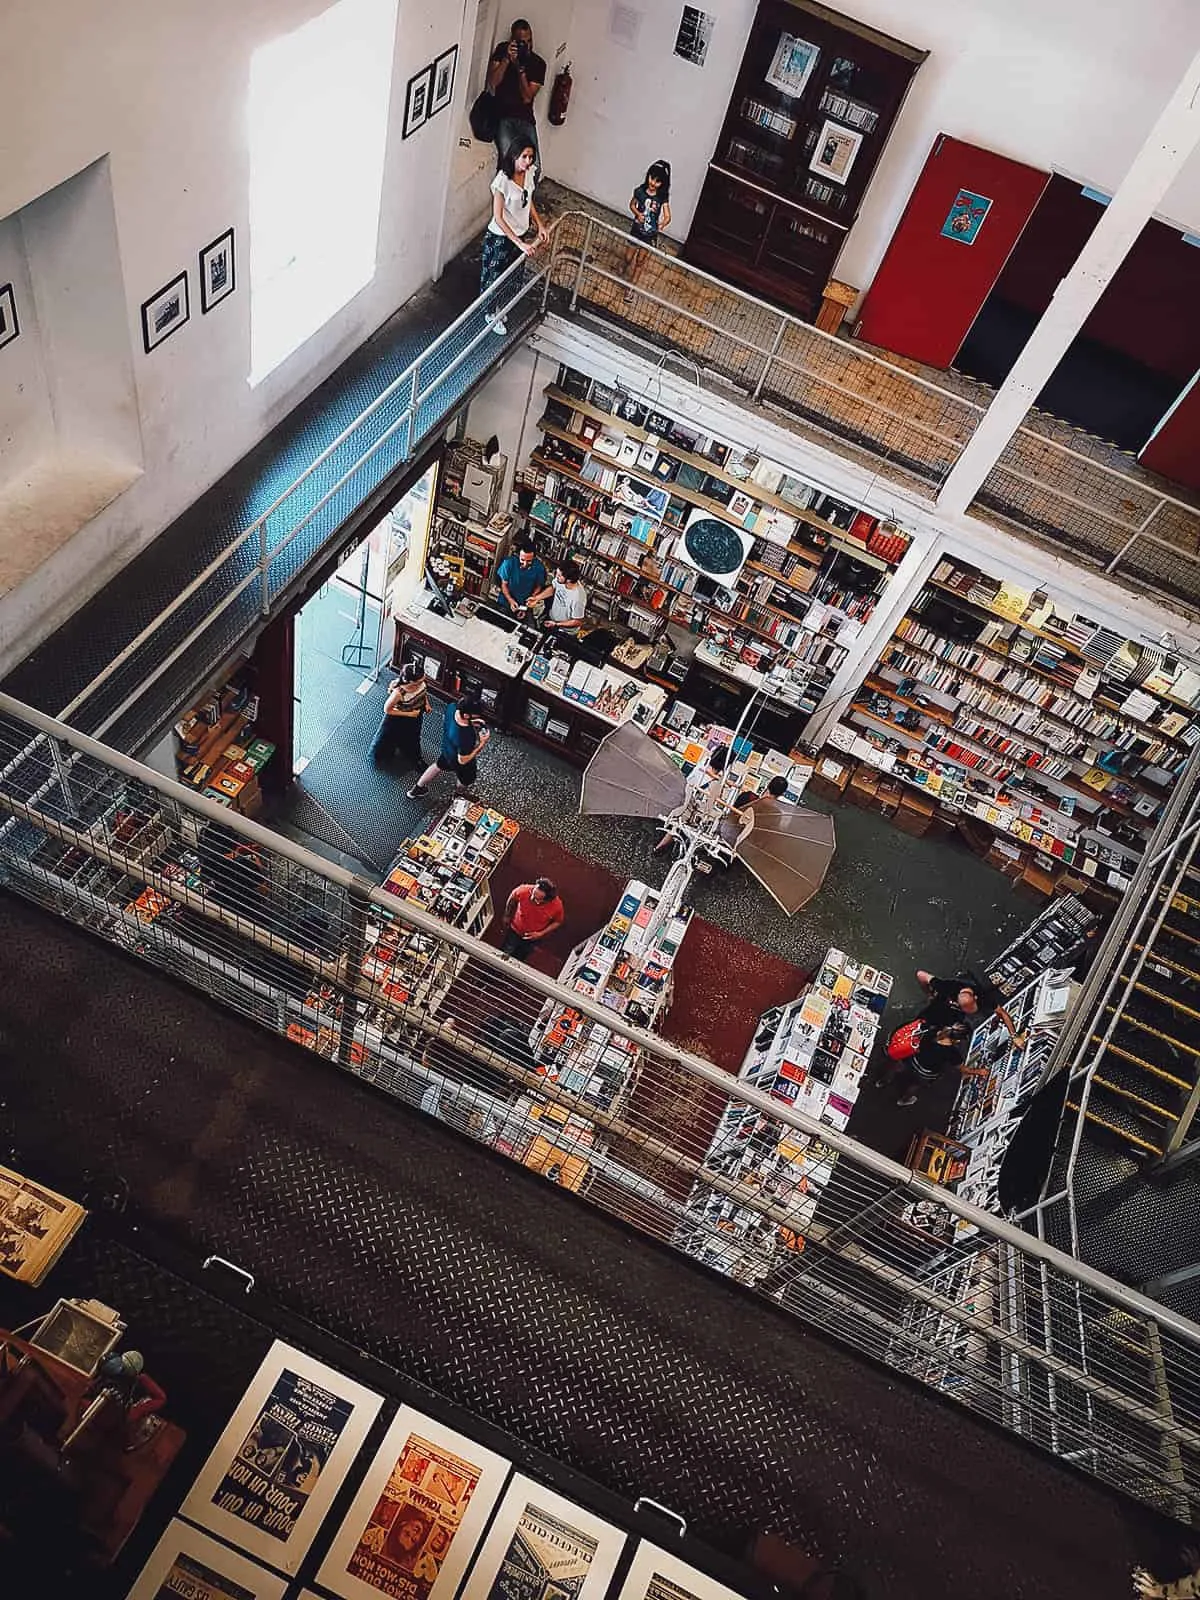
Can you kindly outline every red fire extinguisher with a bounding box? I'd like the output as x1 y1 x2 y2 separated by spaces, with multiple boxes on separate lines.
549 62 572 126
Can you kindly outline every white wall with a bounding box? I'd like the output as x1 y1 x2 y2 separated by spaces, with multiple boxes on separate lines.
0 0 477 675
548 0 1200 291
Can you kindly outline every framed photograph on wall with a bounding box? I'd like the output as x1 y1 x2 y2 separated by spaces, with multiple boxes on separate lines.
809 120 863 185
404 65 434 138
141 271 189 353
458 1475 627 1600
127 1519 287 1600
430 45 458 116
765 33 820 98
200 227 236 313
317 1404 511 1600
0 283 18 352
178 1339 384 1575
615 1543 750 1600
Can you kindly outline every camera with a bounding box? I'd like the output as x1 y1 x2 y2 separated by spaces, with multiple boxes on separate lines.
515 39 530 65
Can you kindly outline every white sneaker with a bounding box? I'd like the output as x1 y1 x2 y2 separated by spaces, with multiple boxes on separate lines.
490 317 507 336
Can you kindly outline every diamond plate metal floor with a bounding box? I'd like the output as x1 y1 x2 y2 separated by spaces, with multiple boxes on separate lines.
0 891 1183 1600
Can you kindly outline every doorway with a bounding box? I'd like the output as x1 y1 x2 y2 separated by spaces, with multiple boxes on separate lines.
292 464 435 776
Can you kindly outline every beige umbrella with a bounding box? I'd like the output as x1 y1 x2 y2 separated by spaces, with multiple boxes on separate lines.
736 800 836 915
580 720 687 819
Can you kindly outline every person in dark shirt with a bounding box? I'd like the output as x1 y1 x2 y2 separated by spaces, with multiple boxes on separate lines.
916 968 1025 1046
887 1021 973 1107
407 693 490 799
487 18 546 176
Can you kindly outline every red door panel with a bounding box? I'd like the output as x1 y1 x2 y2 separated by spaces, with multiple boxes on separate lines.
1140 373 1200 493
856 135 1050 368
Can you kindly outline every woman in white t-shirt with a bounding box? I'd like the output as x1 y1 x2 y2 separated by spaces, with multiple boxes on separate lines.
481 141 548 335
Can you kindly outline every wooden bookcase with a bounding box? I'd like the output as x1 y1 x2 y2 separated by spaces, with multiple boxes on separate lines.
685 0 926 320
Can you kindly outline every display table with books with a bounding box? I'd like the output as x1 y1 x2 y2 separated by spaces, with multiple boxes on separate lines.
393 590 534 726
514 877 694 1191
516 653 666 768
286 801 520 1061
674 947 891 1284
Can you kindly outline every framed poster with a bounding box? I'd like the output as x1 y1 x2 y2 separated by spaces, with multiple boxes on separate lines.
765 33 819 98
141 271 190 353
317 1405 511 1600
458 1475 627 1600
404 66 434 139
615 1544 748 1600
127 1519 287 1600
430 46 458 116
0 283 18 353
179 1340 383 1575
810 121 862 185
200 228 236 313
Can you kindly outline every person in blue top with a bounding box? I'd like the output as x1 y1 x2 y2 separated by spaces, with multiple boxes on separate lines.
495 537 547 616
407 692 491 799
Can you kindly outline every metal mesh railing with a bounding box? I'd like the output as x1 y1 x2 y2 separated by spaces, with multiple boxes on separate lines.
3 688 1200 1523
544 213 982 496
53 251 553 750
545 211 1200 613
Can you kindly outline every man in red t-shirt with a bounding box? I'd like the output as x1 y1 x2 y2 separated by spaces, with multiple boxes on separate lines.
501 876 564 961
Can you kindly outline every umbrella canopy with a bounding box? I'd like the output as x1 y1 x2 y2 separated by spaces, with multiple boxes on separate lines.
736 801 836 915
580 721 687 818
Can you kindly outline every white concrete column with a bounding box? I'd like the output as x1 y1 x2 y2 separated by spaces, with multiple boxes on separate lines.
937 48 1200 517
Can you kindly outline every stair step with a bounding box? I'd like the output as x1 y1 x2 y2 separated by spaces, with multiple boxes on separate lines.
1120 979 1200 1023
1090 1075 1178 1122
1100 1009 1200 1066
1088 1036 1196 1088
1161 920 1200 953
1066 1100 1164 1156
1132 945 1200 986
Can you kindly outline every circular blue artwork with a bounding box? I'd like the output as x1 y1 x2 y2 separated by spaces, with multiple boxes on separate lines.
684 516 745 577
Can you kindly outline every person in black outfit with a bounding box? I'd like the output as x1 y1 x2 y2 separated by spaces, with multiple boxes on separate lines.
487 19 546 175
916 968 1025 1046
889 1021 972 1107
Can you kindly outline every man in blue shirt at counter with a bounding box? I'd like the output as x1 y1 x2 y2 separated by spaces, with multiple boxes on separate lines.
495 537 547 617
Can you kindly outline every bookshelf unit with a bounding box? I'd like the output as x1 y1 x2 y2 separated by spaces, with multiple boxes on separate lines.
823 554 1198 893
521 365 911 719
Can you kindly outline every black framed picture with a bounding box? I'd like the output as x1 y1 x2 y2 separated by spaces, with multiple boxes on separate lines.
141 271 189 353
430 45 458 116
199 228 235 314
0 283 18 352
403 64 433 138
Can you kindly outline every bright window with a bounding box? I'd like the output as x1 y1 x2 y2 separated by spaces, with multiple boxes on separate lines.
248 0 398 385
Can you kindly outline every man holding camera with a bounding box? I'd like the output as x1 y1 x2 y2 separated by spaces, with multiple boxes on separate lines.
487 19 545 175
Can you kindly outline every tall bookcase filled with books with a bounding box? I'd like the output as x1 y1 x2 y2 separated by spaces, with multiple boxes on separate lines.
822 555 1196 894
519 364 911 719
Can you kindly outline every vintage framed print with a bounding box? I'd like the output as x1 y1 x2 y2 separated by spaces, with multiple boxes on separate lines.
179 1340 384 1575
127 1519 288 1600
0 283 18 352
404 65 434 138
459 1475 627 1600
616 1543 749 1600
430 45 458 116
809 120 862 185
765 33 820 98
317 1405 511 1600
200 228 236 313
141 271 189 353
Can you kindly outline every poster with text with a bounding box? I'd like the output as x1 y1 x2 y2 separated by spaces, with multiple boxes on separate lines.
126 1519 288 1600
318 1406 511 1600
179 1341 383 1575
459 1476 626 1600
615 1544 748 1600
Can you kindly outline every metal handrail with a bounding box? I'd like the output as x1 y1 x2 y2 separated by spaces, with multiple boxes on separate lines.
48 208 1200 742
5 685 1200 1356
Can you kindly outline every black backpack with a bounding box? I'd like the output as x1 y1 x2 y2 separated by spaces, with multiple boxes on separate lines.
469 88 499 142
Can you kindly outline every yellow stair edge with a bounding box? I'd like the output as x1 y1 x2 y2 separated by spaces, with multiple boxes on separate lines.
1091 1031 1194 1088
1066 1101 1164 1156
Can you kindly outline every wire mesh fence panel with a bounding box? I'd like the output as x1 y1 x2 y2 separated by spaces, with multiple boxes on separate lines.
3 691 1200 1520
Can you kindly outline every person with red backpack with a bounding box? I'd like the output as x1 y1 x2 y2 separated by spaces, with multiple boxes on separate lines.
878 1019 974 1107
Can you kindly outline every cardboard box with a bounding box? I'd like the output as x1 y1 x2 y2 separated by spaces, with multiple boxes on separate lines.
893 792 935 836
874 779 903 816
809 758 851 803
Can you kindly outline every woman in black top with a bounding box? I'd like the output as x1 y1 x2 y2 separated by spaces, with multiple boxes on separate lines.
373 661 429 768
890 1022 972 1107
